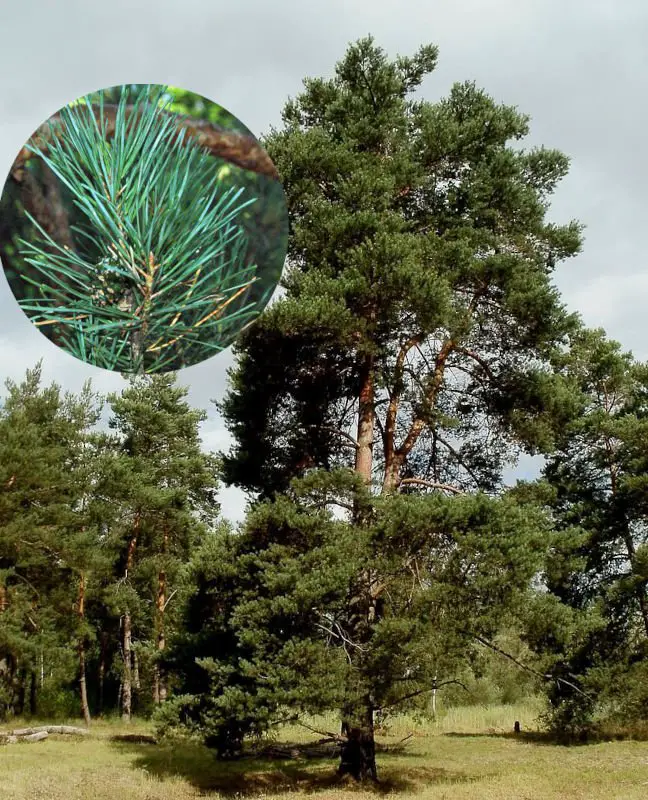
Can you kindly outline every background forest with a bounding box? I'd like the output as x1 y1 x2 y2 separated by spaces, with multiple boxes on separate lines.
1 37 647 782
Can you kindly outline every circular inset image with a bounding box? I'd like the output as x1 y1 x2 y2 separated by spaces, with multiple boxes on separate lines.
0 84 288 373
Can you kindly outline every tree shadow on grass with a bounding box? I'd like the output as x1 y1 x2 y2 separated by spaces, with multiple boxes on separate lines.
110 738 488 796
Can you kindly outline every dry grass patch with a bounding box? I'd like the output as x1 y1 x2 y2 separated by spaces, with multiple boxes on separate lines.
1 706 647 799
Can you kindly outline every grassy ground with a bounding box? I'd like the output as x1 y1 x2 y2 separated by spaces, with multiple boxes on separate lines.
1 703 647 799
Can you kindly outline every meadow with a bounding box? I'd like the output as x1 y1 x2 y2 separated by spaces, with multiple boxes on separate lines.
2 703 647 800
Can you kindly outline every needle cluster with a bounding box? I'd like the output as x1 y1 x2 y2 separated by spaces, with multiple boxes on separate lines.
16 85 260 373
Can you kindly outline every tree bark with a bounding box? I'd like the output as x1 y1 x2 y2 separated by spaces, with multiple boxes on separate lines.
381 338 454 494
133 647 140 694
338 348 380 780
98 632 107 716
121 613 132 723
121 525 139 722
338 700 378 782
77 573 91 726
354 353 375 489
153 527 169 705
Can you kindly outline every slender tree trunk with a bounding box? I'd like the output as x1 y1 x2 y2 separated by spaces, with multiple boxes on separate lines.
29 671 37 715
77 573 91 726
133 647 140 692
381 339 453 494
0 584 7 612
98 632 107 716
432 673 438 718
79 647 91 726
153 527 169 705
121 525 139 722
122 614 132 722
354 353 375 489
338 351 379 781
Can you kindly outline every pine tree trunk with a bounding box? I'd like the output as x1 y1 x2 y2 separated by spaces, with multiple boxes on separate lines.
121 526 138 722
337 354 379 781
29 671 37 716
77 573 91 726
98 632 107 716
338 700 378 782
133 647 140 691
121 613 132 722
354 353 375 489
79 646 91 726
153 528 168 705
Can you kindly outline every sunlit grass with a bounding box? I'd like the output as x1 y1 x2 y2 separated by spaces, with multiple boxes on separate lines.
1 703 647 799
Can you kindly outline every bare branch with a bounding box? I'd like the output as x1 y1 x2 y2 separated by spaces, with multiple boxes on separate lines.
379 679 470 711
399 477 464 494
454 347 495 380
465 631 595 700
304 425 360 450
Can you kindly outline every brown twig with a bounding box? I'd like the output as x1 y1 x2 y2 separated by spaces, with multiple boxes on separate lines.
11 104 279 182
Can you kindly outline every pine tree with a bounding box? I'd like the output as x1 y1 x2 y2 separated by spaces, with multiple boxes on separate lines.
170 37 584 778
525 328 648 735
0 364 105 722
103 373 220 720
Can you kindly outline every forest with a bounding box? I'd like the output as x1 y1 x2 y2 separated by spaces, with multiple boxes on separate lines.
1 36 647 787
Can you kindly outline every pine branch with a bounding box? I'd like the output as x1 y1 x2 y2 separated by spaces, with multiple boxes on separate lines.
13 85 264 372
11 104 279 182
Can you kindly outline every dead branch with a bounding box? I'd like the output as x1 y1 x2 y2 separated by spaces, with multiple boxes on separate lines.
399 477 464 494
294 720 346 743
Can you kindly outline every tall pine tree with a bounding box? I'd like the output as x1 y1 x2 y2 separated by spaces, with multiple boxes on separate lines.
168 38 584 779
104 373 220 720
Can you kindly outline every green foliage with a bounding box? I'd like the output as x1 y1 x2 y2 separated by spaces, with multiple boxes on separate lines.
0 365 222 722
11 85 267 372
0 363 106 719
163 468 551 754
520 328 648 736
221 35 583 497
160 37 590 766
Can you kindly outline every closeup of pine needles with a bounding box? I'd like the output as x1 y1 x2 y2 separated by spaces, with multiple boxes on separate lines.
3 84 287 373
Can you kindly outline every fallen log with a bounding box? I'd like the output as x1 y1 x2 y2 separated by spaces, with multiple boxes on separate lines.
22 731 49 742
10 725 88 736
1 730 49 744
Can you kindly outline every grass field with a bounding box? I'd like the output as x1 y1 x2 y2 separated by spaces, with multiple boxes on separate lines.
1 703 647 799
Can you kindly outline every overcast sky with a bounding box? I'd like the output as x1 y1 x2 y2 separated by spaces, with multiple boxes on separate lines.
0 0 646 522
